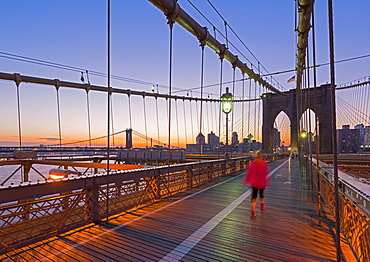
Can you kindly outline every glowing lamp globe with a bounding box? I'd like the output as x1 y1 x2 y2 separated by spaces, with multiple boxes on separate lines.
220 87 234 114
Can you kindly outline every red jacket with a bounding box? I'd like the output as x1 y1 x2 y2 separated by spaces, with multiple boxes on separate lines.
244 159 269 189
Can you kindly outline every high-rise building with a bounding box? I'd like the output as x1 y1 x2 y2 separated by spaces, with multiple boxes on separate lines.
273 128 281 152
232 132 238 145
196 133 205 145
337 125 360 153
365 126 370 146
355 124 365 146
208 131 219 145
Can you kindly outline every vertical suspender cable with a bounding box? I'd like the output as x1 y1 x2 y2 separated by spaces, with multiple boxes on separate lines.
248 79 252 152
15 83 22 150
15 81 24 181
210 96 215 134
254 80 257 144
199 43 205 158
110 100 115 147
106 0 111 221
86 89 92 165
156 97 160 145
190 99 195 143
167 17 174 165
311 4 322 226
366 82 369 124
143 96 148 148
175 99 180 148
128 94 132 129
195 100 199 132
241 73 245 158
257 83 261 144
206 100 210 135
231 66 236 158
56 87 62 157
361 84 367 121
224 21 229 49
182 99 188 146
328 0 341 259
218 58 224 159
306 45 313 196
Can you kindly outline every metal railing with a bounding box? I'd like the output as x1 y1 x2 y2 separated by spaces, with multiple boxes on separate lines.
0 157 249 254
307 158 370 262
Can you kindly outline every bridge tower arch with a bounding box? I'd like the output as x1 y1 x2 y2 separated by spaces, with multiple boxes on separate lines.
262 84 333 154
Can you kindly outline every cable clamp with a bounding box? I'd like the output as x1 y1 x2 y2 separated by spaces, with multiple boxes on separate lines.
14 73 22 87
54 79 61 91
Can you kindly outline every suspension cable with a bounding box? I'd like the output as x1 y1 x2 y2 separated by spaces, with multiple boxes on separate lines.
199 41 205 157
253 80 257 143
14 80 23 180
55 87 62 157
306 43 313 195
190 99 195 143
15 81 22 150
231 65 236 158
106 0 112 222
311 3 322 226
167 12 175 164
328 0 341 258
175 99 180 148
218 57 224 159
128 94 132 129
110 99 115 147
85 89 92 161
247 79 252 145
182 99 188 146
241 73 245 157
155 97 160 147
257 83 261 144
143 96 148 148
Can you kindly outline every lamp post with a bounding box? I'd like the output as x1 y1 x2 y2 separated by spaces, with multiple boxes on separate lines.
220 87 234 159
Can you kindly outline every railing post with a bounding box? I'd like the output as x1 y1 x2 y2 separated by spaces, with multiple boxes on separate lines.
19 199 31 221
187 166 193 188
155 175 161 199
23 161 31 182
86 186 100 223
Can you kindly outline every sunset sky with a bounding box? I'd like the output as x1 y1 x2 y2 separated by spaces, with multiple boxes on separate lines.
0 1 369 147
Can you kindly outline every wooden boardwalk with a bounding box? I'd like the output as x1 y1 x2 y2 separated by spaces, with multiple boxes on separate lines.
1 158 356 261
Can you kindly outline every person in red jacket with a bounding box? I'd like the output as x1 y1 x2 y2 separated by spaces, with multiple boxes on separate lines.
244 151 269 218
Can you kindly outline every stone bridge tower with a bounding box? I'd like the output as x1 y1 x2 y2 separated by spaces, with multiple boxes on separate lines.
262 84 333 154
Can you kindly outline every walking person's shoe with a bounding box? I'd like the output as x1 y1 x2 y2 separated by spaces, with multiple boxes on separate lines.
260 203 265 210
250 210 256 218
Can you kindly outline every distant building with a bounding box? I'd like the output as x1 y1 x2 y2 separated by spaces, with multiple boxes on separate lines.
186 132 219 154
337 125 360 153
273 128 281 152
208 131 219 146
196 133 205 145
232 132 238 145
355 124 365 146
238 139 262 153
365 126 370 145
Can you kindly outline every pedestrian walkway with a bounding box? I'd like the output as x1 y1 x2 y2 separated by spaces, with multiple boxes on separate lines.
1 158 356 261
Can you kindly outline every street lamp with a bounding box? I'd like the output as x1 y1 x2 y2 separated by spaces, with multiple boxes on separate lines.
220 87 234 159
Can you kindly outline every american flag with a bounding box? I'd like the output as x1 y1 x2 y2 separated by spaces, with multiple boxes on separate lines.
287 75 295 83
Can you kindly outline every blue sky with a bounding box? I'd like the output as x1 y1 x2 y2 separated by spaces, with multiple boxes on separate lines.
0 1 369 146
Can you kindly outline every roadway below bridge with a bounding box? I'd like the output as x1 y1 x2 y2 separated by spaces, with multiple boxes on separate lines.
317 154 370 182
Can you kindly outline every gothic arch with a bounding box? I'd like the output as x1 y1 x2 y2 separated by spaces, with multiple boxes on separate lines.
262 84 333 154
